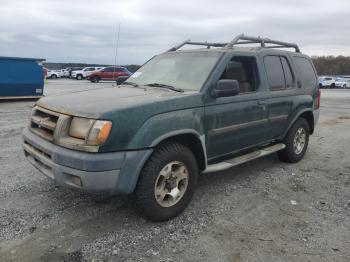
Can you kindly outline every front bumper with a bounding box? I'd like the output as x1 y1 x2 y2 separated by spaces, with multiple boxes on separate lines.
23 127 152 194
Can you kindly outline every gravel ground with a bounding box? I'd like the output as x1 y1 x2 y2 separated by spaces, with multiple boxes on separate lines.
0 80 349 261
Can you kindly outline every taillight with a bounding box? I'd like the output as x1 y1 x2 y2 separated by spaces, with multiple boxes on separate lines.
315 88 321 109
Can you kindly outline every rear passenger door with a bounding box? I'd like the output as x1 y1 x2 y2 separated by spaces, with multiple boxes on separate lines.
263 55 296 140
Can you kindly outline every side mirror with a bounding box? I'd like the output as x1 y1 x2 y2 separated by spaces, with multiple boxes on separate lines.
116 76 129 85
211 79 240 98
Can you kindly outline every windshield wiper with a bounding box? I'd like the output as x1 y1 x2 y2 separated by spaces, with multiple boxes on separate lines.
122 81 147 90
123 81 139 87
145 83 184 93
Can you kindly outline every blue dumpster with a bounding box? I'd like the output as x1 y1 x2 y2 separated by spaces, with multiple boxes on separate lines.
0 56 45 100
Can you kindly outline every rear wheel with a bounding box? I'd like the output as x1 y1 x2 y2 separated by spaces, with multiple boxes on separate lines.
76 75 83 80
135 142 198 221
51 74 57 79
278 118 309 163
91 76 100 83
343 84 346 89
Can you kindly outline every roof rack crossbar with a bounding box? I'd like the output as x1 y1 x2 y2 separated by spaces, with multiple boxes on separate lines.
167 40 227 51
225 34 300 52
168 34 300 53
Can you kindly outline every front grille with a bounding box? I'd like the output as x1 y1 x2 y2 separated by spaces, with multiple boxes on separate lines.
24 140 52 159
30 107 60 141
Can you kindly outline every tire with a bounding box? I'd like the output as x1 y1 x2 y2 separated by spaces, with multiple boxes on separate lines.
278 118 310 163
330 83 335 89
343 84 346 89
91 76 100 83
51 74 57 79
76 75 83 80
135 142 198 221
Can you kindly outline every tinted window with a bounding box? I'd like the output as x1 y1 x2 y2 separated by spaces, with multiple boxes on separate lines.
294 57 317 89
104 67 114 72
264 56 285 90
281 57 294 88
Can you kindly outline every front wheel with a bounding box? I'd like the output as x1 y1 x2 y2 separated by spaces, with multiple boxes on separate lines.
76 75 83 80
278 118 310 163
135 142 198 221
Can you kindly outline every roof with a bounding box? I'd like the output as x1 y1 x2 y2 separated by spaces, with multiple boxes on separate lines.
0 56 45 62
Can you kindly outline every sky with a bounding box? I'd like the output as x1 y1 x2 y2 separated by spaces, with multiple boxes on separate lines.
0 0 349 65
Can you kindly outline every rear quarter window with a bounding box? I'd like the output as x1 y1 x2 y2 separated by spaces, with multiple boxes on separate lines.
264 56 285 90
293 57 317 90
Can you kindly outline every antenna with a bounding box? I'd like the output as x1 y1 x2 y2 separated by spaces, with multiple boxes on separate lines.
113 22 121 86
114 22 121 67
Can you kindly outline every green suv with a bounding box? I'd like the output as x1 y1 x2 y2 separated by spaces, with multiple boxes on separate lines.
23 35 321 221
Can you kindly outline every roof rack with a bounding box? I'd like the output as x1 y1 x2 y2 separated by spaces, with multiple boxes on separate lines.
168 34 300 53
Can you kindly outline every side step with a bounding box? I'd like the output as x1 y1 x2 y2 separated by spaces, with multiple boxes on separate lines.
203 143 286 174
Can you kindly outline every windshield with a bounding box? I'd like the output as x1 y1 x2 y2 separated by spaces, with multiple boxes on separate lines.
128 52 222 91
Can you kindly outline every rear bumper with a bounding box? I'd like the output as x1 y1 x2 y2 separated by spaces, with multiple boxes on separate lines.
23 127 153 194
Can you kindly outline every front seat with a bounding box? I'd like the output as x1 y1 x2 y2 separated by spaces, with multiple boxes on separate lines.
224 61 252 93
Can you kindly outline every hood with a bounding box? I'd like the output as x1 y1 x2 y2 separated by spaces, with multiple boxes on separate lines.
37 85 191 119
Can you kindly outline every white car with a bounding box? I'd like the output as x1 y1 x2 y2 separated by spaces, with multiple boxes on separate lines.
60 68 70 77
318 76 336 88
71 67 104 80
47 70 63 79
335 78 350 89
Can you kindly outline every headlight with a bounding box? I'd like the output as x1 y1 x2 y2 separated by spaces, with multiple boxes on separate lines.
68 117 112 145
87 120 112 145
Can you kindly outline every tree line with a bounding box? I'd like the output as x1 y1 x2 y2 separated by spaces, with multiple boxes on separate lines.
312 56 350 76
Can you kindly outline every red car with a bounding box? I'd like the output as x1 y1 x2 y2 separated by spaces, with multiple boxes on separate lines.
86 66 131 82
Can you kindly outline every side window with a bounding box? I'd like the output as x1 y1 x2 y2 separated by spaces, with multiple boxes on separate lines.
219 56 259 94
264 56 285 90
104 67 113 72
293 57 317 89
281 57 294 88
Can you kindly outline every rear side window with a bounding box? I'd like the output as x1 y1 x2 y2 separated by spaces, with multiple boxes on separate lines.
264 56 285 90
104 67 114 72
281 57 294 88
293 57 317 89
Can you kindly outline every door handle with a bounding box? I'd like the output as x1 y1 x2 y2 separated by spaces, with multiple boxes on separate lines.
258 100 266 110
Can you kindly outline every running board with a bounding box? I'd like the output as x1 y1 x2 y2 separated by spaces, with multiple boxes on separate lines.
203 143 286 174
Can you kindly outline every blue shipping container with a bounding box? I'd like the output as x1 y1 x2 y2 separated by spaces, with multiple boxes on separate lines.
0 56 45 99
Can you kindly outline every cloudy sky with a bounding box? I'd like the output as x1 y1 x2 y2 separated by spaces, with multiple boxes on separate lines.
0 0 349 65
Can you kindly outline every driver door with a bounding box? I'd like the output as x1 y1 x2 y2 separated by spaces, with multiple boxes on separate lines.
204 55 269 160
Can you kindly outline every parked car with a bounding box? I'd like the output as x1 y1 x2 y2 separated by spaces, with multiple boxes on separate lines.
71 67 104 80
335 78 350 88
23 35 320 221
86 66 131 82
47 69 63 79
318 76 336 88
60 68 70 78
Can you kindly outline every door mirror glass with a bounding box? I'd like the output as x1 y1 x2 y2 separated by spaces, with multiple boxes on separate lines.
211 79 240 98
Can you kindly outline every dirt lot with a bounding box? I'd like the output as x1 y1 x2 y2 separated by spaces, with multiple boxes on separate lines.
0 80 349 261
